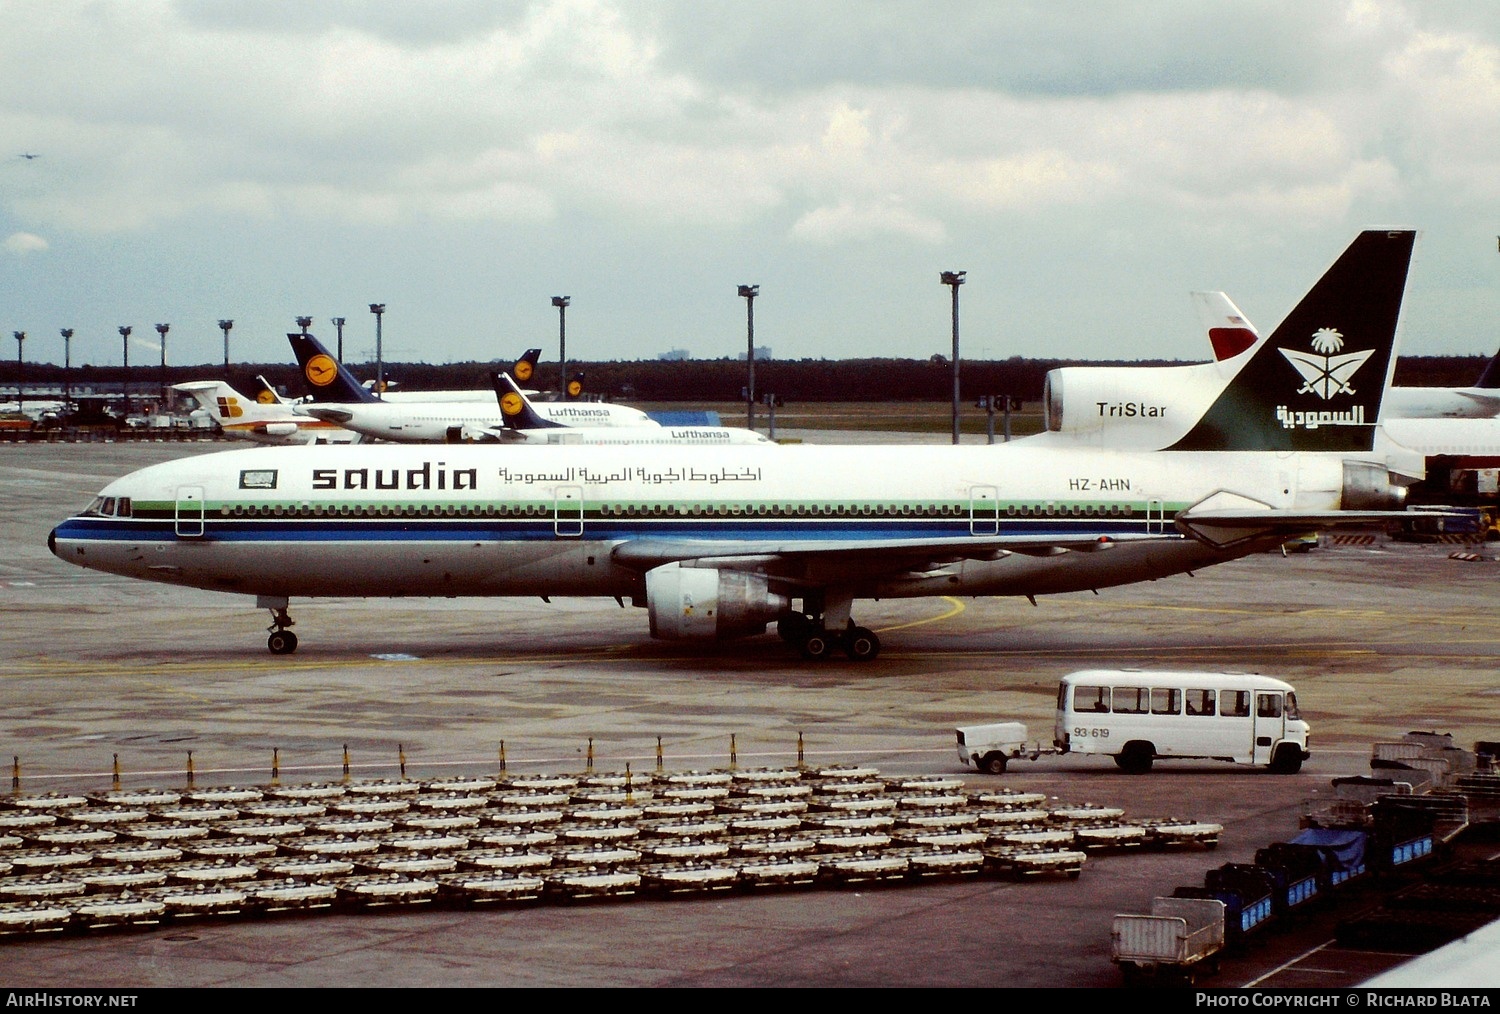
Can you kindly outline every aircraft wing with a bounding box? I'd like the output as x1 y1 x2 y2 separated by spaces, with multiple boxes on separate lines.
611 532 1161 583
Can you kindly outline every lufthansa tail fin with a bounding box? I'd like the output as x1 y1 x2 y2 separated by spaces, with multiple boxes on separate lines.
287 333 381 404
566 371 585 400
512 348 543 388
253 375 292 405
492 372 563 431
1166 229 1415 452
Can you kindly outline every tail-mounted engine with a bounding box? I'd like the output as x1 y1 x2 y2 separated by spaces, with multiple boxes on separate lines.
1341 459 1410 511
645 563 789 641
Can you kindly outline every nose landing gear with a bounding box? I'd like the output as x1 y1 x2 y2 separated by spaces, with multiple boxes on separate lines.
266 606 298 655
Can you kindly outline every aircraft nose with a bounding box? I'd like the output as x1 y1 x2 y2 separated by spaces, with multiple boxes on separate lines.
47 528 58 558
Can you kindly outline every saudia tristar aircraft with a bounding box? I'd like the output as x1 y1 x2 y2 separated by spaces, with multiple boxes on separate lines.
50 229 1420 661
291 334 655 442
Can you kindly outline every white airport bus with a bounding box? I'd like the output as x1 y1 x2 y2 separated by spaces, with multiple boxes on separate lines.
1055 669 1310 774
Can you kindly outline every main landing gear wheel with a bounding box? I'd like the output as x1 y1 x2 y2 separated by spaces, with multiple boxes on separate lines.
799 631 834 660
843 626 880 661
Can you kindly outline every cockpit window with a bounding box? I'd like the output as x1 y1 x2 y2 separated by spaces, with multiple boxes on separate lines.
101 497 116 516
86 496 105 516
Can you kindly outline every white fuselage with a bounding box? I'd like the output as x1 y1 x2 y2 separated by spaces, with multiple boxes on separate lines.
50 441 1354 605
495 425 771 446
309 400 656 443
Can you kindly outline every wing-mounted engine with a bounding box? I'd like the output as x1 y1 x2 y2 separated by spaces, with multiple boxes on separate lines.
645 562 789 640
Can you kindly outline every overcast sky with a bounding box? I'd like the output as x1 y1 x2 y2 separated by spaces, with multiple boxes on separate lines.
6 0 1500 375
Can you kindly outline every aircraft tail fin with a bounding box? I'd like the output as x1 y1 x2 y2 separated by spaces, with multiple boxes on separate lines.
1166 229 1415 452
566 371 585 400
171 380 265 423
1191 291 1261 363
1473 348 1500 389
253 375 291 405
512 348 543 387
287 333 381 404
492 372 563 430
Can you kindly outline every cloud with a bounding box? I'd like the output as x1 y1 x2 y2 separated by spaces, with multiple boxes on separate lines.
791 199 945 245
3 232 47 254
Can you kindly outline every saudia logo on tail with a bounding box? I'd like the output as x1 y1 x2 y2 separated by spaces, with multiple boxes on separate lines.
1275 327 1373 430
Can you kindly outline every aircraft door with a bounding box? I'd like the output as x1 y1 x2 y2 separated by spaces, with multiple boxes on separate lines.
1146 498 1166 535
174 486 205 538
969 485 999 535
1253 691 1284 765
554 485 584 537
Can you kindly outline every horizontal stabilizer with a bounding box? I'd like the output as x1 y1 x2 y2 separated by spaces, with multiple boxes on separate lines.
304 407 353 425
1176 489 1439 550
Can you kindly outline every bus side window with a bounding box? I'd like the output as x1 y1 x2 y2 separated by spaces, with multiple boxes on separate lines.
1257 693 1283 718
1185 689 1215 716
1221 690 1251 718
1073 685 1109 713
1113 686 1147 714
1285 692 1300 720
1151 687 1180 715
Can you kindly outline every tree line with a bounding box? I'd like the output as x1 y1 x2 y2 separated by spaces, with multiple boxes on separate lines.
4 353 1493 404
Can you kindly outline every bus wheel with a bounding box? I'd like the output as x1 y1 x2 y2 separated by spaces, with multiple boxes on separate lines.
1116 742 1154 774
1269 745 1303 774
980 752 1007 775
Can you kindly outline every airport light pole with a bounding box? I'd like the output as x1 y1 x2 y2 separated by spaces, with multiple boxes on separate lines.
552 296 569 397
369 304 385 391
331 317 346 362
59 329 73 403
12 331 23 412
118 326 132 416
218 320 233 374
155 323 169 410
296 316 313 336
738 284 758 429
941 271 966 445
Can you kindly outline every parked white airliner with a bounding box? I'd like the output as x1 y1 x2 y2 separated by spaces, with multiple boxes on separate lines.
172 381 362 445
290 334 654 442
51 230 1422 661
479 372 771 446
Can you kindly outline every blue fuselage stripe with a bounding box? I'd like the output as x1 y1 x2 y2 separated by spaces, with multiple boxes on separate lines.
52 516 1153 543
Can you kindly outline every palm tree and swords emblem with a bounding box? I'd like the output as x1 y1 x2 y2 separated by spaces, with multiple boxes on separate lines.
1278 327 1374 399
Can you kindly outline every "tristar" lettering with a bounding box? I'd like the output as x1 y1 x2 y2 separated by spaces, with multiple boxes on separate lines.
1095 402 1166 419
312 463 480 491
